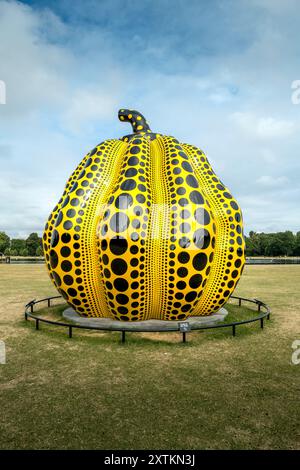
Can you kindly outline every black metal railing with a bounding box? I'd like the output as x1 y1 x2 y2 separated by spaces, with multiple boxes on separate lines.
24 295 271 343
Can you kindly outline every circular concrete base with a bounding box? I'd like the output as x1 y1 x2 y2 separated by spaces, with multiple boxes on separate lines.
63 307 228 332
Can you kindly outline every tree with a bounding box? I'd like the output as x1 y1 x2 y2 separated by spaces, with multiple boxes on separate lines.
20 248 29 257
10 249 18 256
36 246 43 256
26 233 42 256
293 232 300 256
0 232 10 254
11 238 26 255
245 232 263 256
267 231 295 256
4 247 10 256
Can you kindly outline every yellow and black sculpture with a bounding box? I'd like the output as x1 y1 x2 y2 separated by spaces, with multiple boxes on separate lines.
43 109 245 321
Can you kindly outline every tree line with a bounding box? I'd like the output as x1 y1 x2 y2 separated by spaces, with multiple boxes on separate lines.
0 232 43 257
1 230 300 258
245 231 300 257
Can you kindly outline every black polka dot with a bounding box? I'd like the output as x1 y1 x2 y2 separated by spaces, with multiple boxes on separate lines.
61 196 69 208
67 288 77 297
179 198 189 207
182 161 193 172
121 179 136 191
237 236 243 246
189 274 202 288
125 168 137 177
192 253 207 271
130 146 140 154
177 187 186 195
190 190 204 204
63 220 73 230
63 275 74 285
50 250 58 269
185 291 197 302
114 278 129 292
109 236 128 255
50 230 59 248
55 211 63 227
116 294 129 305
61 260 72 272
52 271 61 286
60 246 71 257
181 304 192 312
111 258 128 275
70 198 80 206
61 233 71 244
66 209 76 218
186 175 199 188
230 201 239 210
101 239 108 251
178 252 190 263
128 156 139 165
177 267 188 277
176 281 186 290
136 194 146 203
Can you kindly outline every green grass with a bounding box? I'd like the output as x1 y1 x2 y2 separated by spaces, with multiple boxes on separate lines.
0 264 299 450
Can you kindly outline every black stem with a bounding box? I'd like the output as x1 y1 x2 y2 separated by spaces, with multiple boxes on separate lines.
118 109 151 133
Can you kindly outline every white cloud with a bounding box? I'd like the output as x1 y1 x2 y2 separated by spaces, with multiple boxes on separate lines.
256 175 289 187
61 87 120 134
230 112 297 139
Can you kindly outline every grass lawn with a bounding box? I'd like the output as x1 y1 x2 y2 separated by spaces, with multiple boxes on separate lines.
0 264 299 450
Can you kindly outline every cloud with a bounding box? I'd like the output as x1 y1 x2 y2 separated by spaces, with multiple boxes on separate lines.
230 112 297 139
256 175 289 187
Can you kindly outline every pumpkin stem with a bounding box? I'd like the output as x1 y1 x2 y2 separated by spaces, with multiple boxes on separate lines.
118 109 152 134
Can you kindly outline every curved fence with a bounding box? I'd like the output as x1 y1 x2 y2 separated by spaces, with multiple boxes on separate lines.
24 295 271 343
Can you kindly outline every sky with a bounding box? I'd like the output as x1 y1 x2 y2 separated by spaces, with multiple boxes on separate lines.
0 0 299 238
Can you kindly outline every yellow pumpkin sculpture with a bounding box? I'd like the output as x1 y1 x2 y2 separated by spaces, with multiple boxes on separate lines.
43 109 245 321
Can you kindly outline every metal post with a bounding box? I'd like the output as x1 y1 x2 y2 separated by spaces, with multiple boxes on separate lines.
121 331 126 343
30 303 34 313
36 319 39 330
267 313 270 320
182 332 186 343
260 318 264 329
25 311 28 321
238 298 242 307
232 325 236 337
48 298 51 307
69 326 72 338
258 304 261 312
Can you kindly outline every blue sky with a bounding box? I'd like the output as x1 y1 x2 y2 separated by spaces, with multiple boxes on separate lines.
0 0 299 237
